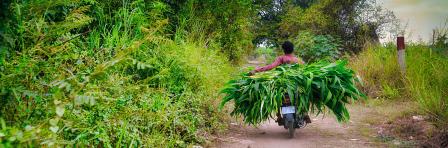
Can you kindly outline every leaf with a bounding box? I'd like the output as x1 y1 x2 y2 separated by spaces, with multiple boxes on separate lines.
89 97 96 106
25 125 33 131
219 60 365 125
49 118 59 126
56 106 65 117
75 95 95 106
54 100 61 105
74 95 83 105
49 126 59 133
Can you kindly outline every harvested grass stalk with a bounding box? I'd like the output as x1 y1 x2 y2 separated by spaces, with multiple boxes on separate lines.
220 60 366 125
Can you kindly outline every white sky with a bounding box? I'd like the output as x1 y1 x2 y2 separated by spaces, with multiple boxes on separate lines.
378 0 448 42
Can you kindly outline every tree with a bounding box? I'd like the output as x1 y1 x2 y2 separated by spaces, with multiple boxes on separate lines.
254 0 398 53
252 0 315 47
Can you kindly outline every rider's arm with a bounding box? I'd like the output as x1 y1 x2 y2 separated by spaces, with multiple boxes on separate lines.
254 57 282 73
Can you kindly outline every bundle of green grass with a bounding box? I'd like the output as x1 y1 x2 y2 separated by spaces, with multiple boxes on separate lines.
220 60 365 125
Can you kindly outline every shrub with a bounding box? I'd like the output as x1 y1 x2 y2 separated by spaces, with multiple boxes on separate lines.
292 32 341 63
253 47 277 63
0 0 235 147
431 20 448 55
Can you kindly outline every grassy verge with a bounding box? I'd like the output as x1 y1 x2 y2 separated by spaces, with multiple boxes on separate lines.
349 44 403 99
350 44 448 145
405 45 448 128
0 1 236 147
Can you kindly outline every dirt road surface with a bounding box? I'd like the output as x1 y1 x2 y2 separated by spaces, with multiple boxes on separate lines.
214 104 389 148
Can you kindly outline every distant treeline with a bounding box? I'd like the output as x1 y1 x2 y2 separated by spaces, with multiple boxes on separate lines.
1 0 399 62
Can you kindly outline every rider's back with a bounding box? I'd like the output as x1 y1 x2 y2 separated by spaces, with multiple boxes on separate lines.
254 54 303 72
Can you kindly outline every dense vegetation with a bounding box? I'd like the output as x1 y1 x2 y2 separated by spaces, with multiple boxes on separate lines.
0 0 252 147
350 44 448 129
0 0 446 147
253 0 398 52
292 32 341 63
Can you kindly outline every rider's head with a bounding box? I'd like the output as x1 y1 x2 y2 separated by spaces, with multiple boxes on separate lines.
282 41 294 54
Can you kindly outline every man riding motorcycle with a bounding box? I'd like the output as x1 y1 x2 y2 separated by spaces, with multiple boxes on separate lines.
249 41 312 125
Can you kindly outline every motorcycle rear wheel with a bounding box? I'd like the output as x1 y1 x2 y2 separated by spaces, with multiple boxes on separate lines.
287 120 295 138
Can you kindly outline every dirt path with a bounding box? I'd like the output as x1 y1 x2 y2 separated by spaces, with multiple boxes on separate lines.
214 104 387 148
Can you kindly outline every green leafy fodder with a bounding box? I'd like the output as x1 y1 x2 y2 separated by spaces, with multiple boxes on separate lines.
220 60 365 125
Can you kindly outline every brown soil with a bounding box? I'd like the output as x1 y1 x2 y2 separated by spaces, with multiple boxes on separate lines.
375 115 435 146
211 103 388 148
210 99 446 148
421 130 448 148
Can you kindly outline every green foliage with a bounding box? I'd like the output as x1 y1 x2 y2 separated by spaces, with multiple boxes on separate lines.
292 32 341 63
279 3 332 37
349 44 403 98
350 44 448 128
251 0 316 46
255 0 397 53
0 0 239 147
255 47 275 57
405 45 448 128
431 21 448 54
254 47 277 63
220 61 365 125
171 0 256 63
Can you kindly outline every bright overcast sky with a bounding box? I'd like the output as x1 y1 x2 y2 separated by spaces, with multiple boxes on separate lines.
378 0 448 42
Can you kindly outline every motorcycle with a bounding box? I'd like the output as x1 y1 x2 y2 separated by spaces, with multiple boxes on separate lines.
277 94 310 138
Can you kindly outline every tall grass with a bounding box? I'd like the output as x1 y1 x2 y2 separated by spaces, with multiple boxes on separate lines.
349 44 403 98
406 45 448 127
350 44 448 128
0 0 236 147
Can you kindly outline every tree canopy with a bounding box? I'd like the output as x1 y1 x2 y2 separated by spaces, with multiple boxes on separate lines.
252 0 397 53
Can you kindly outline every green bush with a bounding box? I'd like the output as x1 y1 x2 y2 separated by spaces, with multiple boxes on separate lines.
431 21 448 53
292 32 341 63
254 47 277 63
0 0 236 147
